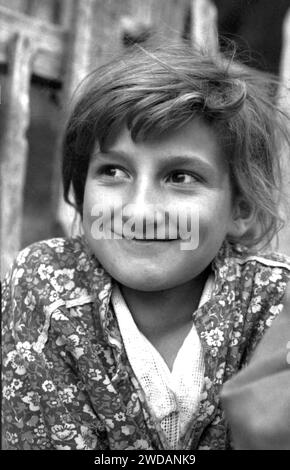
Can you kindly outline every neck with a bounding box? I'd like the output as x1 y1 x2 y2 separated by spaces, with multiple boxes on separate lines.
120 268 210 340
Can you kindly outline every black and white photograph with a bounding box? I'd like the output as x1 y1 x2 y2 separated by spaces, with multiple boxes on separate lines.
1 0 290 456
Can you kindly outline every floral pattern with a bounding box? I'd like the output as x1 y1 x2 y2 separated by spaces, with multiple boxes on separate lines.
2 236 290 450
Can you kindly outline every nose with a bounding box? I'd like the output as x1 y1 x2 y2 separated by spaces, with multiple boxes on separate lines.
130 174 158 213
122 175 165 238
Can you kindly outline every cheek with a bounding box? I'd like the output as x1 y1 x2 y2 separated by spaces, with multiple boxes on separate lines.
83 179 93 212
83 180 107 226
83 180 123 226
83 178 104 207
198 192 233 230
83 181 100 242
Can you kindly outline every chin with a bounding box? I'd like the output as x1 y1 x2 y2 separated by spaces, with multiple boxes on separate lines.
115 275 166 292
107 267 170 292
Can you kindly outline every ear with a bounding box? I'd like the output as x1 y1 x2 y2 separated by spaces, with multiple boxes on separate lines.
227 197 256 239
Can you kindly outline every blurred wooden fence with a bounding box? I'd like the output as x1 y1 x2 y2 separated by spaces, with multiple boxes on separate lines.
0 0 289 277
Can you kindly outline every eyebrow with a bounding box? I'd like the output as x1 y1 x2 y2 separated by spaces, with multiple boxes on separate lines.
93 150 216 173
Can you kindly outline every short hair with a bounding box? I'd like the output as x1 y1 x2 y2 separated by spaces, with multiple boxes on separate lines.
62 41 289 248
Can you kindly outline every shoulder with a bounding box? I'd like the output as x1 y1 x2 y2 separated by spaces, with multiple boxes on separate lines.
226 244 290 352
3 237 106 317
281 276 290 318
224 243 290 288
215 242 290 299
215 242 290 327
228 242 290 270
240 247 290 300
3 235 114 303
3 236 104 293
2 236 111 342
7 236 91 273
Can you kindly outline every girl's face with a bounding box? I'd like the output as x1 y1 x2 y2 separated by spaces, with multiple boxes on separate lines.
83 118 239 291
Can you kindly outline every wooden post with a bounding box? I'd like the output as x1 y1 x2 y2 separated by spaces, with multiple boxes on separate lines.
191 0 218 52
277 8 290 255
61 0 95 99
0 34 36 276
279 9 290 112
54 0 95 235
57 0 72 28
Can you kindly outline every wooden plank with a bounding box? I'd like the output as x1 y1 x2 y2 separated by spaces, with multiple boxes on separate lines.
54 0 96 234
0 33 36 276
0 5 66 82
62 0 95 99
57 0 72 28
279 8 290 111
191 0 218 52
277 8 290 255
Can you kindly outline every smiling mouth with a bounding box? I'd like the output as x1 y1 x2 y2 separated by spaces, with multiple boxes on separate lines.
125 237 179 242
110 231 180 241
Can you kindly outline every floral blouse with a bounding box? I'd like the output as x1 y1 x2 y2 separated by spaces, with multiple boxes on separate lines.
2 236 290 450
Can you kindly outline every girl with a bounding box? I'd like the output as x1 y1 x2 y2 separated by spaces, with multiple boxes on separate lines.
2 42 290 450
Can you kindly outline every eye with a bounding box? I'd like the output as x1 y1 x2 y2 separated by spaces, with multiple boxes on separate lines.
97 165 130 180
166 171 200 184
